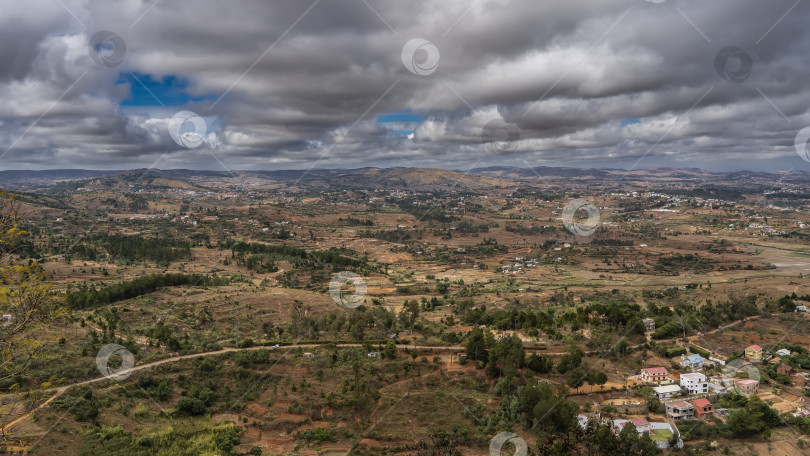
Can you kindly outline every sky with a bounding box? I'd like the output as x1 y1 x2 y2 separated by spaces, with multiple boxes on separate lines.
2 0 810 172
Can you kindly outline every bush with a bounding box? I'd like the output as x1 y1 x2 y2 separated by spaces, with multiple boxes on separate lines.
54 387 99 422
300 427 335 442
665 347 687 358
690 345 710 358
176 397 207 416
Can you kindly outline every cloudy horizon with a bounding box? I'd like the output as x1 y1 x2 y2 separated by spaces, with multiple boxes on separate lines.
3 0 810 172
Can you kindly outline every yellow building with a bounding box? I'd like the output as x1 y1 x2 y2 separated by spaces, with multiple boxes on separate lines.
744 344 763 362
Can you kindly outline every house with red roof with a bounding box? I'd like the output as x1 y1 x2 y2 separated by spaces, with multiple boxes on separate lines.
612 418 651 435
691 398 713 417
745 344 763 362
639 367 669 384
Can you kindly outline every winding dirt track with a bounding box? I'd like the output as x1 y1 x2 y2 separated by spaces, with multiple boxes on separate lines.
4 315 758 434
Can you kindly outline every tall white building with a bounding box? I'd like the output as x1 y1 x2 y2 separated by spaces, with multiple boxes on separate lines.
680 373 708 395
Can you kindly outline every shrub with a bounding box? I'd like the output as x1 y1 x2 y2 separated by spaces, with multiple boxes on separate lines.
176 397 207 416
665 347 687 358
300 427 335 442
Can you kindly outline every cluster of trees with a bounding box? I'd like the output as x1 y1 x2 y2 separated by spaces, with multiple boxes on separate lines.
458 303 556 332
505 224 558 235
66 273 230 309
232 251 279 273
682 394 783 441
224 241 371 272
454 220 490 235
392 197 459 223
464 328 524 378
464 329 607 393
472 238 509 256
655 254 711 272
456 296 647 342
645 294 759 340
92 233 192 263
358 228 413 242
476 378 660 455
336 217 374 226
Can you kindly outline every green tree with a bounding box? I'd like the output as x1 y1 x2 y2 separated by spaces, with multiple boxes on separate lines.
383 339 397 359
568 368 586 392
527 353 553 374
0 193 66 439
464 327 489 363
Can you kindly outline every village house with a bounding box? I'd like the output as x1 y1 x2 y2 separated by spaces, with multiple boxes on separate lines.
666 401 695 420
642 318 656 332
577 413 599 430
744 344 763 362
691 398 713 418
776 363 793 376
792 372 809 387
708 382 727 395
680 373 709 395
612 418 651 435
735 379 759 396
681 353 705 371
793 405 810 418
775 348 791 357
639 367 669 384
653 384 682 400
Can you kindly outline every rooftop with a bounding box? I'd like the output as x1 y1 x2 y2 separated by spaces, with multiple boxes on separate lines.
680 373 706 381
653 384 681 393
747 344 763 351
642 367 669 375
692 398 711 408
630 418 650 427
668 401 693 409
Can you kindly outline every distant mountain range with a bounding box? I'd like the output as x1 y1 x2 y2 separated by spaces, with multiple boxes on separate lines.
1 166 809 192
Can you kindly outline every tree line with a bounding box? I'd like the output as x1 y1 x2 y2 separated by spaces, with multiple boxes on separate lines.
65 273 230 309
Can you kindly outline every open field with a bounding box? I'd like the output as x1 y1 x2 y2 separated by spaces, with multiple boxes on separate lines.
2 167 810 454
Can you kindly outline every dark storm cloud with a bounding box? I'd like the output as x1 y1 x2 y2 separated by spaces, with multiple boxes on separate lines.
1 0 810 171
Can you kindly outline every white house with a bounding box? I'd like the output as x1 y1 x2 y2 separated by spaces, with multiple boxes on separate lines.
680 373 709 395
681 353 705 371
653 384 682 400
708 382 727 395
776 348 791 357
612 418 651 435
